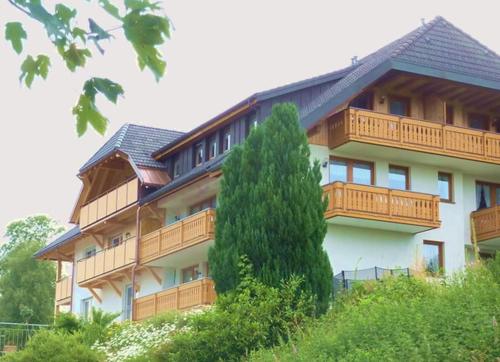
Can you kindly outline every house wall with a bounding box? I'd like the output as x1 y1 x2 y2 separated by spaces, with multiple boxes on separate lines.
310 144 487 275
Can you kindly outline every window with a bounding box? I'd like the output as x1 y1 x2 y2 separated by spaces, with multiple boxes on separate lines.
246 117 259 136
108 234 123 248
494 118 500 133
476 182 500 209
189 197 217 215
84 246 96 259
81 298 92 320
350 92 373 110
445 104 454 125
207 136 217 160
389 165 410 190
221 127 231 153
423 241 443 275
389 96 410 117
182 265 201 283
193 143 204 166
172 155 181 178
438 172 453 202
468 113 489 131
329 157 374 185
122 284 133 320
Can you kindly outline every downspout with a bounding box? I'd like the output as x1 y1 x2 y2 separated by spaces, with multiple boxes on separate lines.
131 205 141 321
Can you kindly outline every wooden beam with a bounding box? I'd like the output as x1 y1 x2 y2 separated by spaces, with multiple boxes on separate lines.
90 234 104 249
88 288 102 303
106 279 122 297
470 93 500 109
145 266 163 285
462 92 490 108
146 205 164 221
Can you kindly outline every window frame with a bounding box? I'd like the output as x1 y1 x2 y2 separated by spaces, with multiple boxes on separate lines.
221 127 232 153
388 95 411 117
172 155 181 179
423 240 444 275
329 156 375 185
468 113 490 131
81 297 93 321
476 181 500 208
207 135 218 160
388 164 410 191
350 91 374 110
193 142 204 167
122 284 133 321
438 172 453 203
181 264 201 284
108 234 123 248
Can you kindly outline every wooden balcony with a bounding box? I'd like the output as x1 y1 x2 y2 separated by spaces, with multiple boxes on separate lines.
323 182 441 233
139 209 216 265
133 278 216 321
76 237 136 286
329 108 500 165
55 276 72 305
80 178 139 229
472 206 500 245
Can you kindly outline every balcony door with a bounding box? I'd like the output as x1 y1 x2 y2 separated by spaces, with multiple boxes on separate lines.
476 182 500 210
329 157 374 185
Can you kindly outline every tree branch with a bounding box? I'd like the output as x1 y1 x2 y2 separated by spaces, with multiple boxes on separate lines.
7 0 32 18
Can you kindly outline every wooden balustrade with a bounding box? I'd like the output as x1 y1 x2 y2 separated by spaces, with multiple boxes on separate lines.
323 182 441 229
80 178 139 228
55 276 72 304
133 278 216 321
76 237 136 285
329 108 500 164
472 205 500 242
140 209 216 264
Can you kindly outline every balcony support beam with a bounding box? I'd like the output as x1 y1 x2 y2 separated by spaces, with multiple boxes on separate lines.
88 288 102 304
90 234 104 249
145 266 163 285
106 279 122 297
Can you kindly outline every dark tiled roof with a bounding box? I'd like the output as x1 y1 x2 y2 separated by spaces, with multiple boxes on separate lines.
140 155 226 205
300 16 500 127
80 124 184 174
34 226 81 258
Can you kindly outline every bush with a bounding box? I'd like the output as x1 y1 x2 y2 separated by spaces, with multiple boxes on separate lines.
0 330 102 362
54 312 82 334
150 259 314 362
250 256 500 361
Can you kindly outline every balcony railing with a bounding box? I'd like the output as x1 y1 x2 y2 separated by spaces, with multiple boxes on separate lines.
139 209 216 264
329 108 500 164
76 237 136 285
472 205 500 242
323 182 441 229
55 276 72 304
133 278 216 321
80 178 139 229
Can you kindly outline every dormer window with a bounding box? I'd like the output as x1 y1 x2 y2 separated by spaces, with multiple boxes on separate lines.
173 155 181 178
208 136 217 160
221 127 231 153
194 143 204 166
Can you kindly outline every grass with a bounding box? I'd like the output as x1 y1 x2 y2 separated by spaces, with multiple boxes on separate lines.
250 257 500 362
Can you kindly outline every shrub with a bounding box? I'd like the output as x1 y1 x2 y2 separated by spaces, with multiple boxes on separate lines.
250 256 500 361
54 312 82 334
150 259 314 362
0 330 102 362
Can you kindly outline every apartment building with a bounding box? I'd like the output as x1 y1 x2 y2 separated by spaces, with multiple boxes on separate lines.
36 16 500 320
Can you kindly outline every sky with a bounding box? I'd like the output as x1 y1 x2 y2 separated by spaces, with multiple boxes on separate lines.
1 1 499 239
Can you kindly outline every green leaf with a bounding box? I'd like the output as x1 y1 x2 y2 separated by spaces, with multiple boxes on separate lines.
72 27 87 43
19 54 51 87
123 12 170 80
62 44 92 71
72 94 108 136
36 55 51 79
125 0 161 11
5 22 27 54
98 0 122 20
19 55 37 87
84 78 124 103
55 4 76 26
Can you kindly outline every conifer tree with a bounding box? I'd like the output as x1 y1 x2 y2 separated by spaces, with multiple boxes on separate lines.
209 103 333 313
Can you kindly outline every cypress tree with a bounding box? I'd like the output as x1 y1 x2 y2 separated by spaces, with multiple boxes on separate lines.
209 103 333 313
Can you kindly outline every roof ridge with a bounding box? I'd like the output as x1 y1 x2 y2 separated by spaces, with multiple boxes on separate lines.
115 123 130 148
390 16 442 58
